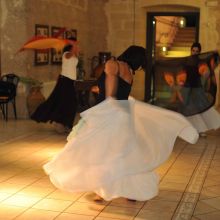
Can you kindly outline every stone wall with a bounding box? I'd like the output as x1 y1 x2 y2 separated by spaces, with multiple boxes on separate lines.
1 0 108 81
105 0 220 101
1 0 28 76
1 0 220 118
0 0 108 118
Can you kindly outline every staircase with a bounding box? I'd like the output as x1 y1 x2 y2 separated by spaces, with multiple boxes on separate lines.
165 27 196 57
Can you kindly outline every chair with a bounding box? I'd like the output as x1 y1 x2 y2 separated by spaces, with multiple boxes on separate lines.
75 79 97 112
0 73 20 120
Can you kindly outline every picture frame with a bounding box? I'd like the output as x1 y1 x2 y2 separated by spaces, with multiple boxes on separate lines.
34 24 49 65
65 29 77 40
51 26 65 65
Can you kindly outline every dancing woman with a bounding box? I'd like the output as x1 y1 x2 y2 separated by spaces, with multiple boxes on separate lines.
186 43 220 137
43 45 198 201
31 39 79 132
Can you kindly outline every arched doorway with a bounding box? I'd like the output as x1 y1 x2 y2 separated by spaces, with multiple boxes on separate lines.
145 11 200 102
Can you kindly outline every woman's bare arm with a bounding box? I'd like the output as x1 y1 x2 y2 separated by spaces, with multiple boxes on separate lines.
65 51 75 59
105 60 119 98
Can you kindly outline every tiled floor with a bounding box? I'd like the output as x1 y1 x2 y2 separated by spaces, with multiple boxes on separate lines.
0 118 220 220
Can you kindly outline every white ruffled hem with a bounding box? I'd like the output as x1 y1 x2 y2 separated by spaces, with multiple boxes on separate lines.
43 98 198 201
187 107 220 132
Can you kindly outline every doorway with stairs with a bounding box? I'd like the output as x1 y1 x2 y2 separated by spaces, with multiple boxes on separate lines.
145 11 200 101
166 26 196 58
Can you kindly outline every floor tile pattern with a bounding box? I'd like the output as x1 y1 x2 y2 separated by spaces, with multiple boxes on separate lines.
0 119 220 220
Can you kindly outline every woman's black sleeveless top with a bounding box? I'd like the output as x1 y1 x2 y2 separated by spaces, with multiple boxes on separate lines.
96 72 132 103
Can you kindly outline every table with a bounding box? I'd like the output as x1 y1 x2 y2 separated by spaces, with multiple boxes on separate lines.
75 79 97 112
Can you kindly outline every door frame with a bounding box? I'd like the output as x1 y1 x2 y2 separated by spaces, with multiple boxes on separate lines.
145 11 200 102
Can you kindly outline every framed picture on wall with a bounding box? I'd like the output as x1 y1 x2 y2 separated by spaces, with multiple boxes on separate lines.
65 29 77 40
51 26 65 65
34 24 49 65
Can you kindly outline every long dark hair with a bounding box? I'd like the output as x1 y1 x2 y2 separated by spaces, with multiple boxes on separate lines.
117 45 146 71
63 37 77 53
63 44 73 53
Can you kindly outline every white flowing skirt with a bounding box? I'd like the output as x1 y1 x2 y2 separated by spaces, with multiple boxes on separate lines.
43 98 198 201
187 107 220 133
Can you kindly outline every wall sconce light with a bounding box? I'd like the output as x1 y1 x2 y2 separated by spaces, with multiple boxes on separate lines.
179 17 186 28
161 46 168 56
162 46 167 52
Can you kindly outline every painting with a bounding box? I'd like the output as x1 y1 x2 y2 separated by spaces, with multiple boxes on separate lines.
34 24 49 65
65 29 77 40
51 26 65 65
